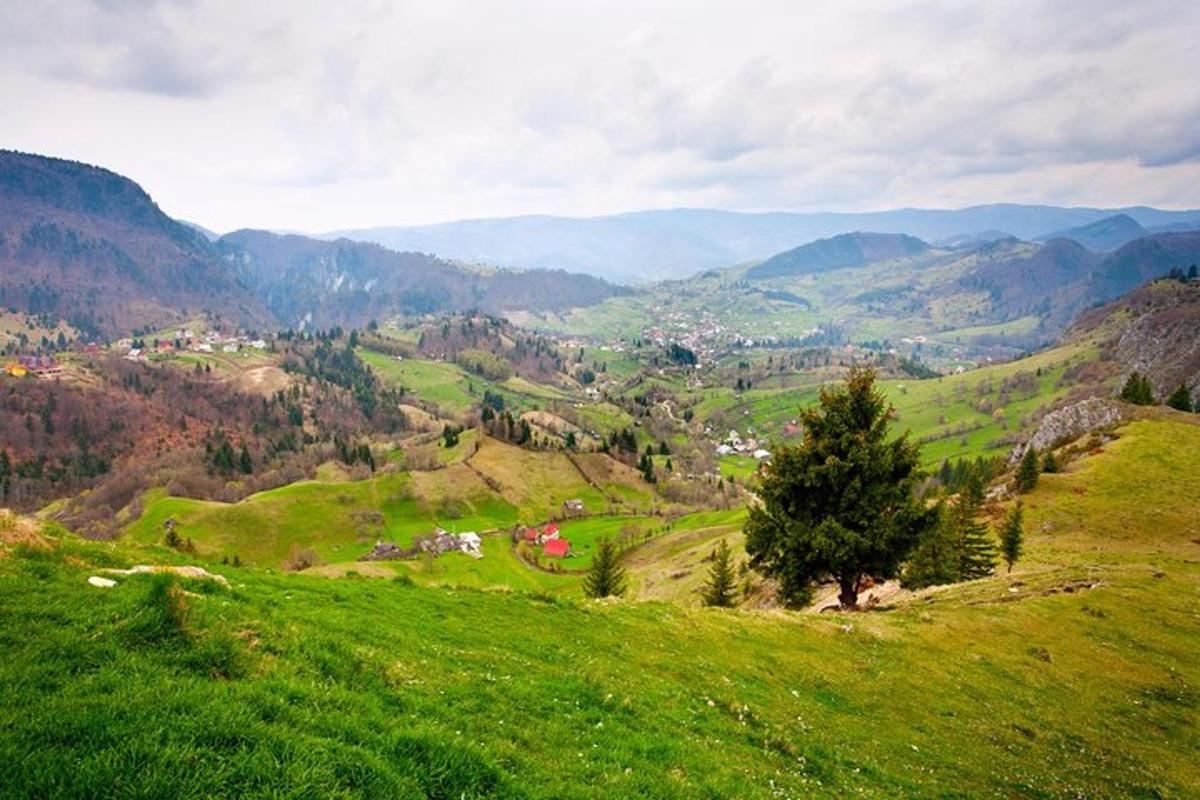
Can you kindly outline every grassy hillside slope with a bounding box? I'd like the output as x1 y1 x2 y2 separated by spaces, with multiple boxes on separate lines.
2 416 1197 797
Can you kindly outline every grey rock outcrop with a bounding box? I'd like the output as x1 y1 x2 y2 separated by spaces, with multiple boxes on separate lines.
1010 398 1123 463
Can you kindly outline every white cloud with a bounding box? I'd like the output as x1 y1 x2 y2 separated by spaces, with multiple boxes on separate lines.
1 0 1198 231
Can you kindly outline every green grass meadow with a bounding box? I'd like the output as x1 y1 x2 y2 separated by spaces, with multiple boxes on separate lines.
3 415 1198 797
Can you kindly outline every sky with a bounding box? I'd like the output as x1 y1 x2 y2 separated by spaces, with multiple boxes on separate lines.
3 0 1199 233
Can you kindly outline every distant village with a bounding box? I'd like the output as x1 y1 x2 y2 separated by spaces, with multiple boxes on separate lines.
117 329 270 362
3 328 270 378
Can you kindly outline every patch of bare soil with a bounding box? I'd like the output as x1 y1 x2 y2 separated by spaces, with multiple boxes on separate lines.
806 580 911 613
233 365 292 397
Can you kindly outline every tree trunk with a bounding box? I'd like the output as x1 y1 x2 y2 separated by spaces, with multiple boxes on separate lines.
837 576 858 609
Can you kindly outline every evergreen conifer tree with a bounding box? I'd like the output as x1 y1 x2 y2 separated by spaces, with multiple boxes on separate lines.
1119 372 1154 405
744 368 936 608
1166 383 1194 412
583 538 626 598
701 539 738 607
1016 446 1040 493
903 505 961 588
999 502 1024 573
1041 449 1060 473
955 475 997 580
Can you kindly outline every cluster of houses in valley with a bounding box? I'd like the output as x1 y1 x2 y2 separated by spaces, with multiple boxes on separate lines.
424 529 482 558
713 428 771 461
523 522 571 558
361 527 483 562
119 329 269 362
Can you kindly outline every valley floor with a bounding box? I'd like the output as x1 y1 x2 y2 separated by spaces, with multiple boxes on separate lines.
1 418 1198 798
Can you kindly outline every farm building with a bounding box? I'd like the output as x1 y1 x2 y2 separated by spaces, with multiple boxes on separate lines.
542 538 570 558
541 523 560 540
563 499 585 514
458 532 482 558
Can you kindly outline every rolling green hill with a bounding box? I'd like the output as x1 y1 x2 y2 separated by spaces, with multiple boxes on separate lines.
2 414 1198 797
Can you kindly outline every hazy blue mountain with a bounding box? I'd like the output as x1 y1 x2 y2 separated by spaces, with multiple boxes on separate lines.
1034 214 1147 252
327 204 1200 282
745 232 929 280
933 230 1017 249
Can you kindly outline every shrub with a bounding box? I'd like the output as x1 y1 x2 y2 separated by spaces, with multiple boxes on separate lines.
283 543 318 571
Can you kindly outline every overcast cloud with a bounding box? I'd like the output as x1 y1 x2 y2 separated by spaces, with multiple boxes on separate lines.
2 0 1198 232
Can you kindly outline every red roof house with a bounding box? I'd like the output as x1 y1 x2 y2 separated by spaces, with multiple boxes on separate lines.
541 523 561 540
523 527 540 542
542 538 570 558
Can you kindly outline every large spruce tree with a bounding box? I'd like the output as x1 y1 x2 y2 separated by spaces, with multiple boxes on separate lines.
701 539 738 607
999 502 1024 573
903 505 960 589
1016 446 1040 493
955 473 997 580
744 368 937 608
583 538 627 598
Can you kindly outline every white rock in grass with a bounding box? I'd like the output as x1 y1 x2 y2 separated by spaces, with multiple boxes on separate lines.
87 576 117 588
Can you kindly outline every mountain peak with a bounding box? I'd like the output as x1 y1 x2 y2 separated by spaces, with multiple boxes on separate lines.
1034 213 1147 252
745 232 929 280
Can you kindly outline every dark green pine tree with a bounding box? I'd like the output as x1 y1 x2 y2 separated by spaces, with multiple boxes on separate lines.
1165 383 1194 413
903 505 961 589
583 538 627 598
999 502 1024 573
701 539 738 607
638 453 657 483
955 473 997 580
1119 372 1154 405
1016 446 1040 493
1041 449 1060 473
238 445 253 475
744 367 937 608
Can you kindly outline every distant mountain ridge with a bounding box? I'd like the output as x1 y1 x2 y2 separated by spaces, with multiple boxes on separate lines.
1034 214 1147 252
0 151 628 337
0 150 269 337
744 232 928 280
220 230 629 330
327 204 1200 282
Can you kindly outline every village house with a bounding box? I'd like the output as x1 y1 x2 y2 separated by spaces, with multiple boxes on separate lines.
457 532 482 558
420 528 484 559
542 538 570 558
563 499 585 514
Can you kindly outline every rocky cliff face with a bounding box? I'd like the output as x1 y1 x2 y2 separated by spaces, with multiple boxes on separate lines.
1070 280 1200 401
1010 397 1124 462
